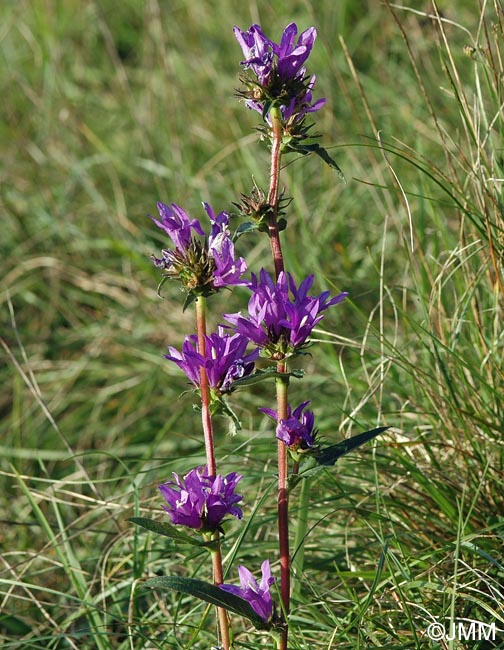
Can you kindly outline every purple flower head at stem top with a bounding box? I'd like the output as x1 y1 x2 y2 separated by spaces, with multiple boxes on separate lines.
151 202 248 294
164 326 259 393
234 22 315 84
233 23 325 124
159 467 243 532
224 269 348 359
219 560 275 624
260 401 318 452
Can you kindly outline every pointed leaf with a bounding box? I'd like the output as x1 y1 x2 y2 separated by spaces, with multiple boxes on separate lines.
261 100 272 121
277 217 287 232
234 221 259 239
289 427 388 489
210 395 242 433
288 142 345 182
145 575 269 630
227 367 304 390
317 426 388 465
182 291 197 312
128 517 218 549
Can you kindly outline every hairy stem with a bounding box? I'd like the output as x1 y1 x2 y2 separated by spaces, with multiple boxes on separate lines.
195 296 216 476
212 539 231 650
276 370 289 650
195 296 231 650
268 107 285 279
267 107 290 650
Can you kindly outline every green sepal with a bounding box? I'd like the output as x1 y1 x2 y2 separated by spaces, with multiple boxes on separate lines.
210 394 242 434
144 575 271 630
235 221 260 238
182 291 198 312
277 217 287 232
128 517 219 550
289 426 388 489
227 367 304 391
261 100 273 122
286 142 346 182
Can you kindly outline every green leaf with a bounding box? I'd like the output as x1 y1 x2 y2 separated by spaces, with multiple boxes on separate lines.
210 394 242 433
234 221 259 238
261 100 272 121
128 517 218 549
317 426 388 465
182 291 197 312
144 575 270 630
287 142 346 182
289 427 388 489
226 367 304 390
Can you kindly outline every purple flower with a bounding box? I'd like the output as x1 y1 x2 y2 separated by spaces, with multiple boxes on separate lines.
206 203 248 287
151 202 248 292
165 326 259 392
159 467 243 532
234 22 315 84
233 23 325 124
233 24 275 86
224 269 347 358
219 560 275 623
260 401 318 450
152 202 205 252
279 75 327 125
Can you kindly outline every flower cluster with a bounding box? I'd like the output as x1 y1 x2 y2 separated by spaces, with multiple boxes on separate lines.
152 202 248 296
165 326 259 393
234 22 325 126
220 559 275 624
261 400 318 457
159 467 243 532
139 20 354 645
225 269 347 359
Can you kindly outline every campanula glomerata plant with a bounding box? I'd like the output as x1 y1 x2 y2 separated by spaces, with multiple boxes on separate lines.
130 21 387 650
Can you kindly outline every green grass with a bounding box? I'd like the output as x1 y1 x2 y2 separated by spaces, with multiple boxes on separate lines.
1 0 503 648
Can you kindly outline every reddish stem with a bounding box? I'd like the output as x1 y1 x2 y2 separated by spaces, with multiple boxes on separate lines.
195 296 216 476
276 371 290 646
212 540 231 650
268 108 285 279
195 296 230 650
267 108 290 650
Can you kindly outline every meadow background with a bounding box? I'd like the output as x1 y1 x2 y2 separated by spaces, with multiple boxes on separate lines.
1 0 503 648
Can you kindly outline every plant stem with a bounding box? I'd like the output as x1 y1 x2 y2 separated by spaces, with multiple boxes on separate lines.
212 538 232 650
268 106 290 650
276 372 290 650
195 296 216 476
268 107 285 279
195 296 231 650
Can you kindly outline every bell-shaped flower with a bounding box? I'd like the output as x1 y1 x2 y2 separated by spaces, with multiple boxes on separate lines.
233 22 325 125
159 467 243 532
260 400 318 452
152 202 205 252
165 326 259 393
219 560 275 624
151 202 248 295
224 269 347 359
